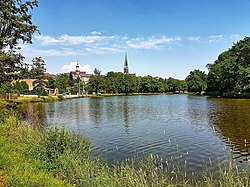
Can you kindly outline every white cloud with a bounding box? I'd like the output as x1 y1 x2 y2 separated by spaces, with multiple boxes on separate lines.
125 36 181 49
21 32 241 58
85 46 123 54
34 33 182 51
19 44 82 57
61 61 93 74
35 34 115 46
208 35 224 42
187 36 201 41
90 31 102 35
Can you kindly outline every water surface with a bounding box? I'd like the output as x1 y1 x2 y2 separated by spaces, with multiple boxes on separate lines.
20 94 250 173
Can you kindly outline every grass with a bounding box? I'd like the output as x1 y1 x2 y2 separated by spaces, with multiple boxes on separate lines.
0 95 64 105
14 95 62 104
0 112 250 186
0 100 10 109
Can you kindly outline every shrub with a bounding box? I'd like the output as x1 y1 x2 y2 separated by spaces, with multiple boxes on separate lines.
57 95 64 101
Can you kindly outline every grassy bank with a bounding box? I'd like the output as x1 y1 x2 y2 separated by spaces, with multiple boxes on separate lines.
0 114 249 186
13 95 64 104
0 95 64 108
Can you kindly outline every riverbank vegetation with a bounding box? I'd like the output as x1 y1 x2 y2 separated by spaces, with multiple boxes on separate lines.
0 112 249 186
0 96 64 110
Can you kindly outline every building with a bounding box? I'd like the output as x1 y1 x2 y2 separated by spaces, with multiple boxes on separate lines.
12 79 36 91
70 63 92 83
123 53 136 76
12 78 59 95
124 52 129 74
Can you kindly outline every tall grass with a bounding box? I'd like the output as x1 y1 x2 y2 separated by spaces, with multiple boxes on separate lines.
0 112 249 186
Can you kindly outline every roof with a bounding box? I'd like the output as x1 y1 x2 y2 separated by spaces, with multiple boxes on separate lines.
44 73 51 77
124 52 128 67
70 71 86 76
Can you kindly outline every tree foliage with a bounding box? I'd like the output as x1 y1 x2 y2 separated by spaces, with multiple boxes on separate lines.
207 37 250 96
86 71 187 94
87 68 104 93
31 57 47 95
0 0 38 85
0 0 38 49
56 74 75 94
185 69 207 95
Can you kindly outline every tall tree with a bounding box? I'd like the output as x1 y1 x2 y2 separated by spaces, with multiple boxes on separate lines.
87 68 103 93
55 74 76 94
31 57 46 95
0 0 38 85
185 69 207 95
207 37 250 96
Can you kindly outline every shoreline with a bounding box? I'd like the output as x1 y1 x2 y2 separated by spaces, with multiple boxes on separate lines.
1 92 250 110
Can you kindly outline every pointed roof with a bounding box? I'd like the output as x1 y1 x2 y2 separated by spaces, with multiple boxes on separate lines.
124 52 128 67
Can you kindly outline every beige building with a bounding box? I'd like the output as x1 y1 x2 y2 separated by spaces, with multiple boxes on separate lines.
12 79 36 91
12 78 59 95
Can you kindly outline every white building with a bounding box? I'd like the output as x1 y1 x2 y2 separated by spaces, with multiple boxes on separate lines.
70 63 92 83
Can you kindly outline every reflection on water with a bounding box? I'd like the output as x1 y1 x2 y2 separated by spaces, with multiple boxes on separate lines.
19 103 47 128
19 95 250 173
207 98 250 163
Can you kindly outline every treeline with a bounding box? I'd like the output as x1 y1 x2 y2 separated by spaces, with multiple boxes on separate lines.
86 71 188 94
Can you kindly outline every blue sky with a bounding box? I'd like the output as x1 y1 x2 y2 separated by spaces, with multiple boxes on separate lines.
20 0 250 79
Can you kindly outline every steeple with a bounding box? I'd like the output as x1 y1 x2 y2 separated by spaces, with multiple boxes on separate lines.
76 62 80 72
124 52 129 74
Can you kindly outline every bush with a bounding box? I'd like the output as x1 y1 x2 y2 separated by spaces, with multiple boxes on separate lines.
0 82 18 94
57 95 64 101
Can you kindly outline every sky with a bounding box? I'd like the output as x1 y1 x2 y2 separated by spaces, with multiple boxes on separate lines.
20 0 250 79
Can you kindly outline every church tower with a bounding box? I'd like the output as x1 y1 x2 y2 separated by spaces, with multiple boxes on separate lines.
124 52 129 74
76 62 80 72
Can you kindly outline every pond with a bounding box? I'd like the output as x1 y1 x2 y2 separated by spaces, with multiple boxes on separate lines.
20 94 250 174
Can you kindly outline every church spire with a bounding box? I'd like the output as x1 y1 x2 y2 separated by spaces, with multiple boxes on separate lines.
124 52 129 74
76 62 80 72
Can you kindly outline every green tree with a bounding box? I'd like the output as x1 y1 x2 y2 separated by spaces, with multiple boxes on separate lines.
207 37 250 96
46 77 56 89
0 0 39 85
185 69 207 95
165 77 181 92
0 51 24 83
56 74 69 93
0 82 14 93
87 68 103 94
19 63 31 79
13 81 29 92
179 80 188 93
55 74 76 94
31 57 47 95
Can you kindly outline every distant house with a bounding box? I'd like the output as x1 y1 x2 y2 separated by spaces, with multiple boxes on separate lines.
70 63 92 83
